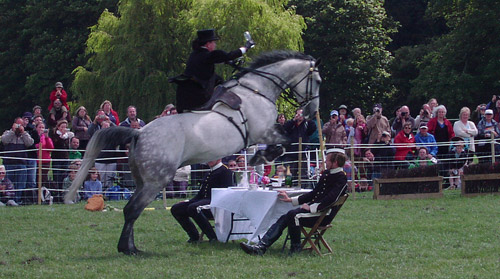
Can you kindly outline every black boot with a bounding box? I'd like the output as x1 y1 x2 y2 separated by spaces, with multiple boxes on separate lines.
175 216 200 243
240 242 267 255
241 215 288 255
289 243 302 255
288 223 302 254
192 211 217 242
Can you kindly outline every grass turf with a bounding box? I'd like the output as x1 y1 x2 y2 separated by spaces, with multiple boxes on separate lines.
1 191 499 278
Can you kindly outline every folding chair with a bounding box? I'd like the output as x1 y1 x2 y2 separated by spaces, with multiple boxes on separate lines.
282 185 349 256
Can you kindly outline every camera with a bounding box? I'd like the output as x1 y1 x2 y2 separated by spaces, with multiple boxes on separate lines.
401 111 407 117
99 115 106 120
375 108 380 113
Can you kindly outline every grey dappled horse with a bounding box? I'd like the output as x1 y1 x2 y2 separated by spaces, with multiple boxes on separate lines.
64 50 321 255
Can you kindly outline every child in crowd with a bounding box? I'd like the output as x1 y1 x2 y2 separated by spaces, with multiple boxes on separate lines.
48 82 69 112
63 164 81 202
83 167 103 200
346 118 355 144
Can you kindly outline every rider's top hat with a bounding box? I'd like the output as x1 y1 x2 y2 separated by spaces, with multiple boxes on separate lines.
197 29 220 43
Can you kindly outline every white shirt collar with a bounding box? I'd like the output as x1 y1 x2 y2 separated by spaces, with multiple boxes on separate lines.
329 167 343 174
210 162 223 171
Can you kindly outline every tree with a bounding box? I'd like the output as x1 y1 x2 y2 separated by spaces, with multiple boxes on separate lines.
410 0 500 115
72 0 306 122
288 0 398 118
0 0 118 130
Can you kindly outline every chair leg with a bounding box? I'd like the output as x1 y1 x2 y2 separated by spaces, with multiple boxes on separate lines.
281 232 290 253
318 229 333 254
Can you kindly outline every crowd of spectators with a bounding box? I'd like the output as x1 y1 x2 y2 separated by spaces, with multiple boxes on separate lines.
0 82 183 205
1 80 498 204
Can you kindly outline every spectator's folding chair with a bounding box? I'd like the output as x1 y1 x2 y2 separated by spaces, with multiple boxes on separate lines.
282 184 349 256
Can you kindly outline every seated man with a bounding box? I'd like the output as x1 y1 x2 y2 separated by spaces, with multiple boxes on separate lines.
171 158 234 243
240 148 347 255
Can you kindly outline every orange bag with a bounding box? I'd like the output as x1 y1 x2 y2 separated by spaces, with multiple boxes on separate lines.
85 194 105 211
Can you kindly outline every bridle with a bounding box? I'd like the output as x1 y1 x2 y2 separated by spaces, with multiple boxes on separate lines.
233 59 320 108
215 58 320 149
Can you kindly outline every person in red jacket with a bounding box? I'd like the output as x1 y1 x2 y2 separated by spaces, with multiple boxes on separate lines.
48 82 69 112
394 122 416 161
427 105 455 156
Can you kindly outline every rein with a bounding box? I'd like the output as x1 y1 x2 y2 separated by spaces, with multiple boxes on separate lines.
214 58 320 149
231 59 319 108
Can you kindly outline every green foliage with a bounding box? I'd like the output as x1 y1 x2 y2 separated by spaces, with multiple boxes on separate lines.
289 0 398 119
72 0 305 121
389 0 500 117
0 0 118 129
1 194 499 278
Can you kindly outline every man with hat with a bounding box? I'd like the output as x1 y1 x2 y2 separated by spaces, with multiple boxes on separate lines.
171 29 255 113
366 103 391 144
415 123 438 157
477 109 500 158
322 109 346 147
240 148 347 255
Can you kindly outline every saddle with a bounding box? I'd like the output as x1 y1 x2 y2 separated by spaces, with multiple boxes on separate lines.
196 85 242 111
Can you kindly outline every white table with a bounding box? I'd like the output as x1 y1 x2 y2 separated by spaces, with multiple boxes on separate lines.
210 187 310 243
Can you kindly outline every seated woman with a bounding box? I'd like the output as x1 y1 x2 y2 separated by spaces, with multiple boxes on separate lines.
0 165 18 206
394 122 416 161
83 167 103 200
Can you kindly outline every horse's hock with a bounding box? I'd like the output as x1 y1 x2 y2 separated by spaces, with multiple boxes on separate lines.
373 176 444 200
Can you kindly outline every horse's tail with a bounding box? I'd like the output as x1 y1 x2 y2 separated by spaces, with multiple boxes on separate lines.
64 126 140 204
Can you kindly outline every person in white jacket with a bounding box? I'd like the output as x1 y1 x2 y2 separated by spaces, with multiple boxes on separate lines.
453 107 478 152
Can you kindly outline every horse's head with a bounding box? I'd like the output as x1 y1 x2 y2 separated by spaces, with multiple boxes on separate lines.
289 58 321 120
235 51 321 119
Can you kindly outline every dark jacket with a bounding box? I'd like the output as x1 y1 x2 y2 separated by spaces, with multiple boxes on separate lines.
1 130 34 165
193 164 234 200
283 119 317 152
294 167 347 213
175 47 243 112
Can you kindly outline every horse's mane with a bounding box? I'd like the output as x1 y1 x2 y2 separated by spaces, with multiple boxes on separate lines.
235 50 314 78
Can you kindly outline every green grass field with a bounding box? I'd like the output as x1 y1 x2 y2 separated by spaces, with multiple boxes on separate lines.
1 191 499 279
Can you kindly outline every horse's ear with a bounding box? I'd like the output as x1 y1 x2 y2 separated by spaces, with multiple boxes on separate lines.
315 58 322 68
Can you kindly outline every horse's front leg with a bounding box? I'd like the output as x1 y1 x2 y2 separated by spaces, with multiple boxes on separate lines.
249 125 290 166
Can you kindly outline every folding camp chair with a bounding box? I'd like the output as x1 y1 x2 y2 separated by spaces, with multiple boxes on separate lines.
282 185 349 256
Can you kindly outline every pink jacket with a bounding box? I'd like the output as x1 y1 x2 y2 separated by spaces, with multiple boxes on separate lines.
35 134 54 164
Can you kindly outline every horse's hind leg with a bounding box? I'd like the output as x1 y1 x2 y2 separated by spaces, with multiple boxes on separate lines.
117 185 161 255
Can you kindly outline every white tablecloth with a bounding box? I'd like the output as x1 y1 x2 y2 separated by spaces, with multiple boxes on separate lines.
210 187 310 243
